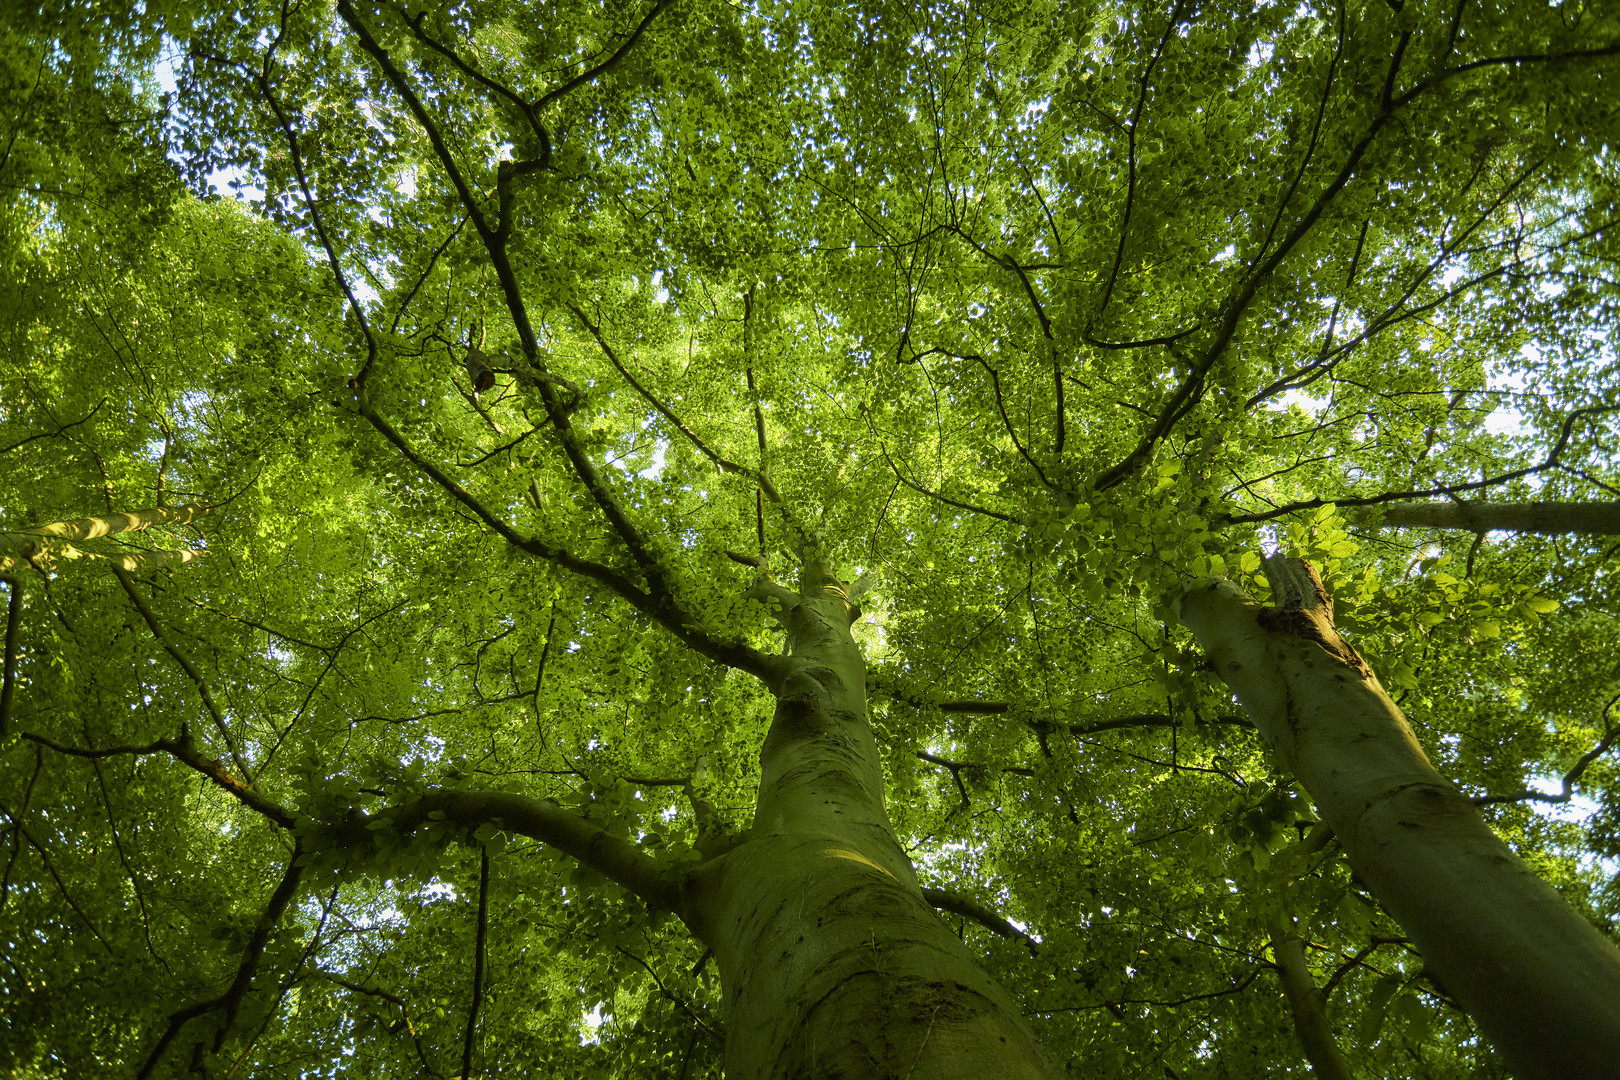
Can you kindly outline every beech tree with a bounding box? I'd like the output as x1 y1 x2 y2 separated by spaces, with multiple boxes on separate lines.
3 1 1619 1078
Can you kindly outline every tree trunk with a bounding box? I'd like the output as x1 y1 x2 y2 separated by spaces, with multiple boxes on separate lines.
682 565 1059 1080
1176 558 1620 1080
1365 500 1620 533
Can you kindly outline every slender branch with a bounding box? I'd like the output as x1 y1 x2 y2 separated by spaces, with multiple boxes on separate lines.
228 35 380 382
322 975 443 1076
389 4 552 170
875 442 1019 524
23 731 297 829
335 0 492 245
135 848 305 1079
1219 404 1618 525
460 847 491 1080
971 352 1054 489
535 0 675 112
568 303 782 506
1 577 20 740
1397 40 1620 109
1252 2 1346 272
1095 3 1189 317
113 568 250 777
0 796 113 951
0 397 104 455
924 886 1039 953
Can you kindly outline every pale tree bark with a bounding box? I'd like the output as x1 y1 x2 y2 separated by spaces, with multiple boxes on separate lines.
681 562 1060 1080
1363 500 1620 533
0 503 210 574
1268 918 1353 1080
1176 557 1620 1080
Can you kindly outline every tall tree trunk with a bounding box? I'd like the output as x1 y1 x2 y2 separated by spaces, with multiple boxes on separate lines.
683 565 1059 1080
1176 557 1620 1080
1364 500 1620 533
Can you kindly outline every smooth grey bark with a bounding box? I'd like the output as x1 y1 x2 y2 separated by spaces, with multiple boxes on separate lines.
1268 919 1353 1080
682 564 1060 1080
1365 500 1620 533
1176 557 1620 1080
0 503 210 575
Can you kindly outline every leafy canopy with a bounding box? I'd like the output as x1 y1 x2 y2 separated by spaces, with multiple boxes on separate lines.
2 0 1618 1076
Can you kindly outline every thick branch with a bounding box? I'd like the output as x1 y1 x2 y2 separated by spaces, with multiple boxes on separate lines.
0 504 209 575
924 886 1038 953
357 789 681 912
1367 500 1620 534
1270 923 1355 1080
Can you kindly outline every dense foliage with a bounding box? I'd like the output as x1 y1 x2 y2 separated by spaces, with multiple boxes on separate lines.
2 0 1618 1076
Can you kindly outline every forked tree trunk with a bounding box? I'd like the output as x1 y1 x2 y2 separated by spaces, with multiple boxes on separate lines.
1365 500 1620 533
682 565 1059 1080
1176 557 1620 1080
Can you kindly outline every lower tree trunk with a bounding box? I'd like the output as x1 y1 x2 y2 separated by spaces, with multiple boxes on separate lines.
682 566 1058 1080
691 835 1055 1079
1176 558 1620 1080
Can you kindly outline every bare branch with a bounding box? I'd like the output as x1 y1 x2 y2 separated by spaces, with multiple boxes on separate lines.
460 848 491 1080
113 568 250 777
924 886 1039 954
535 0 675 112
348 789 683 912
23 730 298 829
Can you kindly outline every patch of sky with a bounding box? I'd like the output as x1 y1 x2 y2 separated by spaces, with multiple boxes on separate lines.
580 1002 607 1045
1017 97 1051 134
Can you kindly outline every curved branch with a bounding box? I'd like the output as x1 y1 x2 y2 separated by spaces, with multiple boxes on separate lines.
924 886 1039 954
1094 3 1190 318
23 731 298 829
1475 692 1620 808
535 0 675 112
567 303 782 505
113 568 250 778
353 789 682 912
875 442 1019 525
